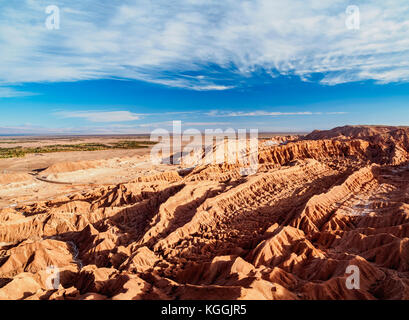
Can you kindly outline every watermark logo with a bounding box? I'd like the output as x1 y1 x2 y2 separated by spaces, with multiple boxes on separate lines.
345 265 360 289
45 265 60 290
345 5 360 30
150 121 259 176
45 5 60 30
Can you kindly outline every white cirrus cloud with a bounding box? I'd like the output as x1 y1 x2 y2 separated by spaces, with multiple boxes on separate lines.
0 86 37 98
225 111 317 117
55 110 142 122
0 0 408 92
206 110 348 117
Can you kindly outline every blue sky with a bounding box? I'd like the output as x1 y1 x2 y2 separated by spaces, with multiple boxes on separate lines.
1 0 409 134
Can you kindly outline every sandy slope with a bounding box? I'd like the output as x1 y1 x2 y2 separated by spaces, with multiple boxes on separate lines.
1 126 409 299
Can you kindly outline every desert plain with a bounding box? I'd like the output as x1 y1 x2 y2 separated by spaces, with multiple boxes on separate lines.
1 125 409 300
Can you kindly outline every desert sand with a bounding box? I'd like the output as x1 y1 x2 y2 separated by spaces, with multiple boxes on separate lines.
1 126 409 300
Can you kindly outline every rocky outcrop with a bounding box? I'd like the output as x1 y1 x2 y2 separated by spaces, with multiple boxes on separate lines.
2 125 409 300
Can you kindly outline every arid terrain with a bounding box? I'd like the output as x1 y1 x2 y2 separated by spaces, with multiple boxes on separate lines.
1 126 409 300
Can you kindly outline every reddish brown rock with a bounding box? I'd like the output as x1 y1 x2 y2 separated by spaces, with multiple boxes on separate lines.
2 125 409 300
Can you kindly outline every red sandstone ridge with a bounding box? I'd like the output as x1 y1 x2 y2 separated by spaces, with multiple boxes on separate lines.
2 125 409 300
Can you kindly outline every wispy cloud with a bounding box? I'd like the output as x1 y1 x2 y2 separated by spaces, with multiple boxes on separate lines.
206 110 348 117
190 85 235 91
138 120 231 128
55 110 142 122
0 0 408 92
225 111 317 117
0 87 36 98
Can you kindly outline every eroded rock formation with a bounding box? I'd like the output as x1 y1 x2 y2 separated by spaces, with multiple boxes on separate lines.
2 125 409 299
